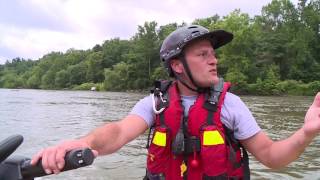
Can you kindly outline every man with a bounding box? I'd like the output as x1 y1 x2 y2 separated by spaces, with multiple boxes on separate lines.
31 25 320 179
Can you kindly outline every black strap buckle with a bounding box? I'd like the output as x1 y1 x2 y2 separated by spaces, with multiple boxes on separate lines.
184 136 201 155
146 171 165 180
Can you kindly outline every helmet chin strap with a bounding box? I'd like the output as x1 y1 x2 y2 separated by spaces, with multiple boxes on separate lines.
174 73 198 92
175 56 208 93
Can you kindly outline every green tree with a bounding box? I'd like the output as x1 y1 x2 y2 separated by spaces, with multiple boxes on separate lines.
212 10 258 83
85 51 104 83
101 38 131 68
41 70 56 89
193 15 220 28
158 23 179 41
55 70 70 88
104 62 131 91
67 63 88 85
132 21 161 79
151 66 169 82
0 72 23 88
1 1 319 94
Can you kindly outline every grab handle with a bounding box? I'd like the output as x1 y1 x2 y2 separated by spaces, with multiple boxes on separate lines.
21 148 94 179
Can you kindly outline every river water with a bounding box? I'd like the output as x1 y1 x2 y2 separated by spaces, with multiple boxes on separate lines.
0 88 319 180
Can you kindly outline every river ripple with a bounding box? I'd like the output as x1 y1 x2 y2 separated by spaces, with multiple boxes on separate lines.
0 89 317 180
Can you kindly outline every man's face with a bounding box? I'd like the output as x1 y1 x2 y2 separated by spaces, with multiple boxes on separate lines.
183 39 219 87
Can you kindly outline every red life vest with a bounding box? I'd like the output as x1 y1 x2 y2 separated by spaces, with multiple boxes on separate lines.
146 81 249 180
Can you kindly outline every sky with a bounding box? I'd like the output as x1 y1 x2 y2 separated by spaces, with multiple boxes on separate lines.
0 0 298 64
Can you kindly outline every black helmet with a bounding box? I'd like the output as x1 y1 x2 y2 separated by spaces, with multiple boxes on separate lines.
160 25 233 76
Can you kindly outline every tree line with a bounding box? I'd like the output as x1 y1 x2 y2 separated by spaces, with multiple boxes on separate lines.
0 0 319 95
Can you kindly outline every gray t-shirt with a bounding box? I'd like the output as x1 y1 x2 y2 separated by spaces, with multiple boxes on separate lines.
130 92 260 140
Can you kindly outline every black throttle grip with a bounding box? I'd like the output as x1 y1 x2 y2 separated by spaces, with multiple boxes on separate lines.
21 148 94 179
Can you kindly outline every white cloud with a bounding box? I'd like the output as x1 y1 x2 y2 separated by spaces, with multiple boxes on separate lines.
0 24 98 60
0 0 298 64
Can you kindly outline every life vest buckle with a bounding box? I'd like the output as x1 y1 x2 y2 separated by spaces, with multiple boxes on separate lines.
185 136 201 155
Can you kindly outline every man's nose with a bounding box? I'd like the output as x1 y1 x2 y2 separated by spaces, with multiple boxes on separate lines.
207 54 217 64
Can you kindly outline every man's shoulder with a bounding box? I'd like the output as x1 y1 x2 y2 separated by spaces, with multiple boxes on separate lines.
223 92 249 110
138 94 153 104
225 92 241 102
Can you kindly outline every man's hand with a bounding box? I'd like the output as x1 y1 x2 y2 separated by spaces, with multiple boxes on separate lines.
30 140 98 175
303 92 320 138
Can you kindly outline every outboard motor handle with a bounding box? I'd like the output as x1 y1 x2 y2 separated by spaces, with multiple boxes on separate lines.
21 148 94 179
0 135 95 180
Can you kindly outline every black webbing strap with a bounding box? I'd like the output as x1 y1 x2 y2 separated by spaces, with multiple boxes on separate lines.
242 145 250 180
203 101 217 125
223 125 250 180
223 125 240 168
203 78 224 125
203 173 228 180
145 126 153 149
154 80 172 127
146 81 172 148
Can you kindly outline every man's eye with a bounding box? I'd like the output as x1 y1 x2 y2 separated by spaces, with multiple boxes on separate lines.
199 52 206 57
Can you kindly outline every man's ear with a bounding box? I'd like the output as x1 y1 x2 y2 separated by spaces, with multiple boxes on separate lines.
170 59 184 74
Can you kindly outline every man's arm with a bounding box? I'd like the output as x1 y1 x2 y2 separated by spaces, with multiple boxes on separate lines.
241 129 313 169
31 114 148 174
82 114 148 155
241 92 320 169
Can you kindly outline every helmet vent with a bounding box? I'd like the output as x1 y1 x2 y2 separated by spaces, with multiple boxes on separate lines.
188 26 198 29
192 31 200 34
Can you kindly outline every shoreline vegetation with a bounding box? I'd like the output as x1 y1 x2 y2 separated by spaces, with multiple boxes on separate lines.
2 79 319 97
61 80 320 96
1 0 319 96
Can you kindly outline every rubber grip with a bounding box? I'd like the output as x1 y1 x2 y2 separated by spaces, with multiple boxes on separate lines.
21 148 94 179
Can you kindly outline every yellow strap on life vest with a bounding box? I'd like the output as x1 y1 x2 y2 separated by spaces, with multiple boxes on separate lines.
180 161 187 177
152 131 166 146
203 130 224 145
148 153 155 162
